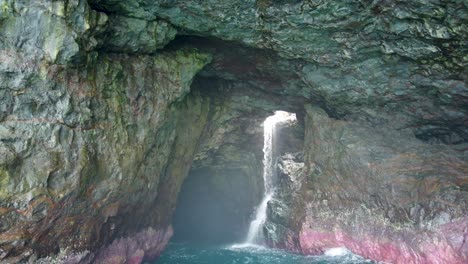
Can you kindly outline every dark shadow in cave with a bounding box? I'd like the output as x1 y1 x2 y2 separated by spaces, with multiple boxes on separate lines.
171 167 260 245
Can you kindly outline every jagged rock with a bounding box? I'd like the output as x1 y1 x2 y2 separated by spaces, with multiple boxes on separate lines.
95 15 177 54
273 106 467 263
0 1 212 261
0 0 467 263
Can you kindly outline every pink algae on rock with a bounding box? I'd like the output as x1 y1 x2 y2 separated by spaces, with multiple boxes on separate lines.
93 226 173 264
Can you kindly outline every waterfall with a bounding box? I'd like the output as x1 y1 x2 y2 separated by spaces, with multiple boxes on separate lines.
244 111 296 245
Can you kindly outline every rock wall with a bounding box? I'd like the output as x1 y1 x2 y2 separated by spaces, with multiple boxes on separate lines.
267 106 467 263
89 0 468 144
1 0 467 263
0 1 213 262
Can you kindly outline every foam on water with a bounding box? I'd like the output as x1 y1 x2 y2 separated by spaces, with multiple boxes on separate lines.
228 242 267 251
324 247 352 256
156 242 375 264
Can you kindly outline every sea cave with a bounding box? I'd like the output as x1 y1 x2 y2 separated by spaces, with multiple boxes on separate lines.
0 1 467 263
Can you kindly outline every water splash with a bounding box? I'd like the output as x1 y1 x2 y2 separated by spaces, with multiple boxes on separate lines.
324 247 352 257
244 193 273 244
160 242 375 264
243 111 296 245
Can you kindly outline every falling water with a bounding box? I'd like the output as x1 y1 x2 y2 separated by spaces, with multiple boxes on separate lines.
244 111 296 245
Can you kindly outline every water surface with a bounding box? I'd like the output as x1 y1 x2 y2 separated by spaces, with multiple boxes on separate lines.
156 243 374 264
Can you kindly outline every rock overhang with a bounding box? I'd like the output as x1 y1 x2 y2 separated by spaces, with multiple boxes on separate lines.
86 0 467 145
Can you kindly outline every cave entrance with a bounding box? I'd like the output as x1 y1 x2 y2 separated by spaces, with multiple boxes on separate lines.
170 108 303 246
171 167 261 245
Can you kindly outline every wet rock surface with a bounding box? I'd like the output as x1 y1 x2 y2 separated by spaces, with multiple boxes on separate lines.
1 1 211 261
88 0 468 144
0 0 467 263
268 106 467 263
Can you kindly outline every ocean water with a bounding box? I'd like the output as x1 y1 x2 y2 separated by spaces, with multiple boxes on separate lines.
155 243 374 264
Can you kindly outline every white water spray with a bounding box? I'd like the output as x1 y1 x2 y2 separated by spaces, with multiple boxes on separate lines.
243 111 296 245
324 247 352 256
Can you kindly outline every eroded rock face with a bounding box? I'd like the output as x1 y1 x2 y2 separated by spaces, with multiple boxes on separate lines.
0 48 210 261
0 1 212 262
1 0 467 263
89 0 468 144
268 106 467 263
88 0 466 65
95 15 177 54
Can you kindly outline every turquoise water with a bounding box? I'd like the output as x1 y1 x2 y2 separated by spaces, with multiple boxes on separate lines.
156 243 374 264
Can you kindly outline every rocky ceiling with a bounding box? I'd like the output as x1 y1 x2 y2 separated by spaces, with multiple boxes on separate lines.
88 0 468 145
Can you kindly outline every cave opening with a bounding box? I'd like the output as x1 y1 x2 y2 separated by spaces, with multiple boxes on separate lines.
170 106 302 247
1 0 467 263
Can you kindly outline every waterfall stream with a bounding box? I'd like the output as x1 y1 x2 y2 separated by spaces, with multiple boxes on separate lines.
244 111 296 245
164 110 373 264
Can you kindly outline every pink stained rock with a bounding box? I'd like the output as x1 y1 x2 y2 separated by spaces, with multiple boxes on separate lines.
297 224 467 264
128 250 145 264
93 226 173 264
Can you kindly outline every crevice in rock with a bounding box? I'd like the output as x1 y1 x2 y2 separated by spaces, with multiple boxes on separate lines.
415 124 468 145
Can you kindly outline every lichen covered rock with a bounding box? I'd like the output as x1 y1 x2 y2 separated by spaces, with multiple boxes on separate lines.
267 106 467 263
1 0 467 263
0 1 212 262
